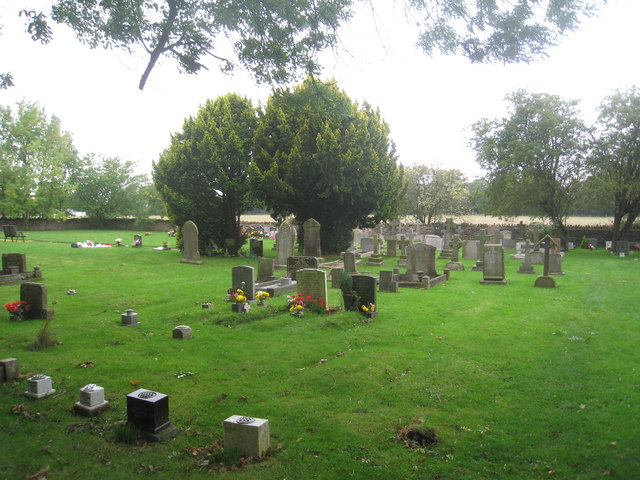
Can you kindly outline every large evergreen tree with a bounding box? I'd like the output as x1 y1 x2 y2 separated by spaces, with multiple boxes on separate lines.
153 93 257 255
252 77 403 253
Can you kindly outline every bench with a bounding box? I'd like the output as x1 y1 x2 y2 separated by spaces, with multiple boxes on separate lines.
3 225 26 242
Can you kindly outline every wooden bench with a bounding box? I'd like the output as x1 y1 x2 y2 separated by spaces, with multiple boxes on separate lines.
3 225 26 242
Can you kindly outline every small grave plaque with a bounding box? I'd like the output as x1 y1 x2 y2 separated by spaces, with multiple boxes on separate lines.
126 388 172 434
172 325 193 339
0 358 20 383
224 415 270 458
74 383 110 417
121 309 140 326
25 374 55 398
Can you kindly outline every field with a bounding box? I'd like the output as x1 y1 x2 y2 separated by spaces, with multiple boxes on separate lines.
1 230 638 480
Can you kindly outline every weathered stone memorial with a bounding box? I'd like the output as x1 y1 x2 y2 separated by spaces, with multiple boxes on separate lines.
534 235 557 288
287 256 319 281
275 221 296 269
548 252 565 275
20 282 54 320
121 308 140 326
0 358 20 383
232 265 256 301
249 238 264 257
296 268 328 306
224 415 270 458
360 237 374 253
397 235 410 267
386 238 397 257
351 274 378 317
472 229 490 271
462 240 479 260
480 244 507 284
445 235 465 271
303 218 322 257
517 240 536 274
74 383 110 417
25 374 56 399
257 257 275 283
330 268 343 289
127 388 178 439
439 218 455 259
367 235 385 266
378 270 398 293
342 252 358 274
180 221 203 264
172 325 193 339
425 234 443 251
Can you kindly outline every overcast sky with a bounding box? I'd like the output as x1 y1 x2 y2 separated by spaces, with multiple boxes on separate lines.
2 0 639 180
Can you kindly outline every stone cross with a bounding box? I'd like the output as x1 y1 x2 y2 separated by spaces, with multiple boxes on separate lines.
444 218 454 237
537 235 558 276
372 234 384 255
532 226 541 251
397 235 410 256
475 229 490 261
449 234 462 262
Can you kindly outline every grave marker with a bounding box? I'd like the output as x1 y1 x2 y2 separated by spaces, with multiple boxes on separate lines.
296 269 328 306
232 265 256 301
24 374 56 398
480 244 507 284
534 235 557 288
224 415 270 458
275 221 296 269
0 358 19 383
287 256 319 280
20 282 54 319
303 218 322 257
180 221 203 264
126 388 178 438
74 383 110 417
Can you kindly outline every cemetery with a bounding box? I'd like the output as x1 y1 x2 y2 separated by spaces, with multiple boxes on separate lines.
0 226 638 479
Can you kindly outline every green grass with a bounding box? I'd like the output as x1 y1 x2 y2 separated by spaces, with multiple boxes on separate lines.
1 232 638 479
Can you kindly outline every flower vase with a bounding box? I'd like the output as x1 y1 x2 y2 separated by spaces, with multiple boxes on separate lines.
258 299 267 307
362 311 378 319
232 303 249 314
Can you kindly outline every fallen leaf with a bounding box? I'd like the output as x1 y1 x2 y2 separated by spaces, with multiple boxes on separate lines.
128 380 141 386
579 404 586 409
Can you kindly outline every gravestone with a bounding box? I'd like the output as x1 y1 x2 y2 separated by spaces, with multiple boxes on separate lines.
303 218 322 257
121 308 140 326
232 266 256 301
275 221 296 269
480 244 507 284
330 268 343 289
367 234 385 265
24 374 56 399
74 383 110 417
249 239 264 257
2 253 27 273
534 235 558 288
172 325 193 339
296 268 328 306
351 275 377 313
472 229 490 271
386 239 397 257
517 240 536 274
224 415 270 458
397 235 410 267
126 388 177 438
343 252 357 274
360 237 374 253
379 270 398 293
257 257 275 282
0 358 20 383
20 282 54 320
462 240 479 260
133 234 143 247
500 230 516 249
180 221 203 264
424 235 443 251
407 243 438 278
548 252 565 275
287 256 319 280
615 240 630 255
439 218 455 259
445 235 465 271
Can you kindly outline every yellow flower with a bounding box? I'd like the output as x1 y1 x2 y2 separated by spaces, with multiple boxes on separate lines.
237 289 244 294
361 305 369 312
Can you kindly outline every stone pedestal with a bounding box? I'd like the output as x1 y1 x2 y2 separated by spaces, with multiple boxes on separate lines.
74 384 110 417
24 374 56 399
172 325 193 339
0 358 20 383
121 309 140 326
224 415 270 458
127 389 178 440
231 303 250 313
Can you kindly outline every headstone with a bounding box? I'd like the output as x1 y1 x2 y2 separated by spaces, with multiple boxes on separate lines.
379 270 398 293
480 244 507 284
367 234 385 265
548 252 565 275
287 256 319 280
302 218 321 257
180 221 203 264
343 252 357 274
351 275 378 313
20 282 54 320
386 239 397 257
462 240 479 260
407 243 438 278
2 253 27 273
172 325 193 339
249 239 264 257
121 309 140 326
126 388 177 437
517 240 536 274
330 268 343 289
24 374 56 399
133 234 143 247
74 383 110 417
0 358 19 383
397 235 410 267
445 235 465 271
472 229 490 271
534 235 558 288
275 221 296 268
257 257 275 283
615 240 630 255
424 235 443 251
439 218 455 259
224 415 270 458
232 266 256 301
360 237 374 253
296 268 327 306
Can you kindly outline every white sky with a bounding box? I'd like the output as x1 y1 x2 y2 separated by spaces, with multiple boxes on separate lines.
1 0 639 180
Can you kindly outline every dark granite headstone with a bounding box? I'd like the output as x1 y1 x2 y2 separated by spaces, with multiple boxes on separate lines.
126 389 171 434
287 256 319 280
250 239 264 257
351 275 377 311
232 265 256 301
2 253 27 274
20 282 53 319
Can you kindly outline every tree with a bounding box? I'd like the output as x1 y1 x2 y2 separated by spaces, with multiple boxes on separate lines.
402 165 470 224
590 86 640 249
72 155 144 225
0 101 80 221
471 90 589 245
4 1 597 90
153 93 257 255
252 77 403 253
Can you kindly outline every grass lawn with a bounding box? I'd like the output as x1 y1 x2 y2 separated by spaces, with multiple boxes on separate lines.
1 231 638 479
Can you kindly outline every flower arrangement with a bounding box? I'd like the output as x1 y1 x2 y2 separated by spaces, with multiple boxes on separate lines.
360 303 376 313
287 294 326 315
256 291 270 305
5 301 30 319
249 229 265 240
226 287 247 304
